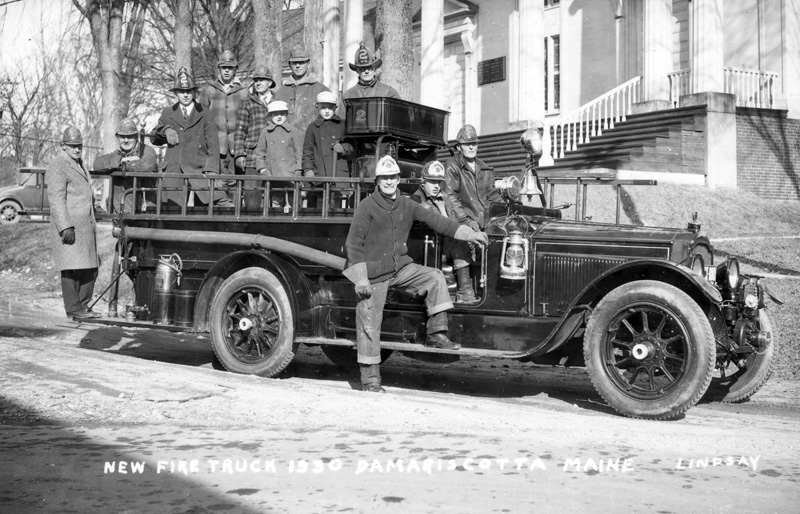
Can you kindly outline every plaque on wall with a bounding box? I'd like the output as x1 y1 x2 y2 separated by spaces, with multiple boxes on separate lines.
477 56 506 86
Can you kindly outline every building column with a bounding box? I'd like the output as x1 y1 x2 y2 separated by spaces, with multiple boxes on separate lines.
420 0 444 109
781 0 800 118
322 0 340 94
510 0 544 129
343 0 363 92
637 0 672 111
690 0 724 93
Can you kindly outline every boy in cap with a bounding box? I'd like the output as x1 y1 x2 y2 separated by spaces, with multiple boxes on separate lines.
234 66 277 210
274 46 331 147
411 160 479 303
344 155 489 392
199 50 249 176
342 42 400 100
46 126 100 320
93 118 158 213
302 91 353 206
152 67 233 208
252 100 303 211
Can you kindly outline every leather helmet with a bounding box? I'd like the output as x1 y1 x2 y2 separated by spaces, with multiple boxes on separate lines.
456 124 479 144
251 66 276 88
62 126 83 145
349 41 382 71
115 118 138 137
170 67 197 91
374 155 400 177
421 161 446 181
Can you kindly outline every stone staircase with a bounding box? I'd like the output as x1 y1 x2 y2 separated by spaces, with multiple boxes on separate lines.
438 105 708 178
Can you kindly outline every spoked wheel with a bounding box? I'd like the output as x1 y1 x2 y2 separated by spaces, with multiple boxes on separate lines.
209 268 295 377
584 280 715 420
0 200 22 225
704 310 776 403
321 345 393 369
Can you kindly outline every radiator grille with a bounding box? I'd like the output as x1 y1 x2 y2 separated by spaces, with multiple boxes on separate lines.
536 254 626 314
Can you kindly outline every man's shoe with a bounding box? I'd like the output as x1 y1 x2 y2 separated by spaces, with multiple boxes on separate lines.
214 198 235 208
455 286 480 304
425 332 461 350
362 383 386 393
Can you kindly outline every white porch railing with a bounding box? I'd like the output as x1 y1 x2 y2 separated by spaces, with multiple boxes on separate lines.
667 67 778 109
724 67 777 108
668 69 691 108
541 76 641 166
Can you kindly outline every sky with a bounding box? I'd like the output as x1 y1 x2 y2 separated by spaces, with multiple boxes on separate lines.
0 0 75 72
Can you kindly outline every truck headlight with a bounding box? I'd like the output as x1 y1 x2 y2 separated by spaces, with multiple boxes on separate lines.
716 258 741 290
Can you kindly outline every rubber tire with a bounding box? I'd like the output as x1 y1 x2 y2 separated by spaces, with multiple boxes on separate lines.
584 280 716 420
705 310 776 403
209 267 295 377
0 200 22 225
321 345 393 369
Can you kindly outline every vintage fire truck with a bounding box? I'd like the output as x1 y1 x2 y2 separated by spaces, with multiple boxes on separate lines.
89 97 780 420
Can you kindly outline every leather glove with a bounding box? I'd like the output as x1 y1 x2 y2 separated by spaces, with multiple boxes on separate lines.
303 169 316 178
466 219 480 232
468 231 489 246
355 280 372 299
235 156 245 170
165 127 180 146
332 142 345 154
60 227 75 245
120 155 139 163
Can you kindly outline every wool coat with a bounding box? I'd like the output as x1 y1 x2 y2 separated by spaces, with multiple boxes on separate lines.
274 75 330 145
302 115 351 178
233 89 272 169
444 152 502 230
199 79 249 155
93 143 158 213
342 81 400 100
253 122 303 178
46 150 99 272
152 101 223 205
346 190 461 284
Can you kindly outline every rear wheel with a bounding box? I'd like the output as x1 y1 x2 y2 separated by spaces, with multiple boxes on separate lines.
209 268 295 377
0 200 22 225
584 281 715 420
705 310 776 403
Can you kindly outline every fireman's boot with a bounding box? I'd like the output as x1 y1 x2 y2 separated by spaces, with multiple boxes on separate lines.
455 266 479 304
425 332 461 350
359 364 385 393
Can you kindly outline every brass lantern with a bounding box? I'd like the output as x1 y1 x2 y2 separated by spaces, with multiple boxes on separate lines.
499 230 528 280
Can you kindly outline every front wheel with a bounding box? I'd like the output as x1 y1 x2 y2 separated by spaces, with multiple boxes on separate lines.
584 281 715 420
209 268 295 377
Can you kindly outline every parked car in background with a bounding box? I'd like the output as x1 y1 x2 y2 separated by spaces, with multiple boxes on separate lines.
0 167 49 224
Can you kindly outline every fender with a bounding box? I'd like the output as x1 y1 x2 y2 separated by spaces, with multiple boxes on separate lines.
192 249 317 333
0 194 26 212
523 259 721 358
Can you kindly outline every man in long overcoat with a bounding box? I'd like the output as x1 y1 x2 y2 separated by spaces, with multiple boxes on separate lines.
152 67 230 207
274 46 331 147
199 50 249 176
46 126 100 320
93 118 158 213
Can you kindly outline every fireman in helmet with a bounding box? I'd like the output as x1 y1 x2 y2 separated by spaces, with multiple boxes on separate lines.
411 160 479 303
344 155 489 393
444 124 502 302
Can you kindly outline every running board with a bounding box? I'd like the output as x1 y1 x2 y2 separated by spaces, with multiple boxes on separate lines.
76 316 192 332
295 336 527 358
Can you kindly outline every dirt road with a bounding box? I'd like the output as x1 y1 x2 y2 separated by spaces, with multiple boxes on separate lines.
1 289 799 513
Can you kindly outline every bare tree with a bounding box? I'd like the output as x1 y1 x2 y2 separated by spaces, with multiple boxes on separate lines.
303 0 324 81
71 0 151 152
375 0 413 99
252 0 283 80
174 0 195 72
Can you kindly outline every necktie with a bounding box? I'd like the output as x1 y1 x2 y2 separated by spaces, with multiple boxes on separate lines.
182 106 188 119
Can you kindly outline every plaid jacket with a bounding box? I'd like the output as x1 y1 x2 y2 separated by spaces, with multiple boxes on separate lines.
233 90 272 169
